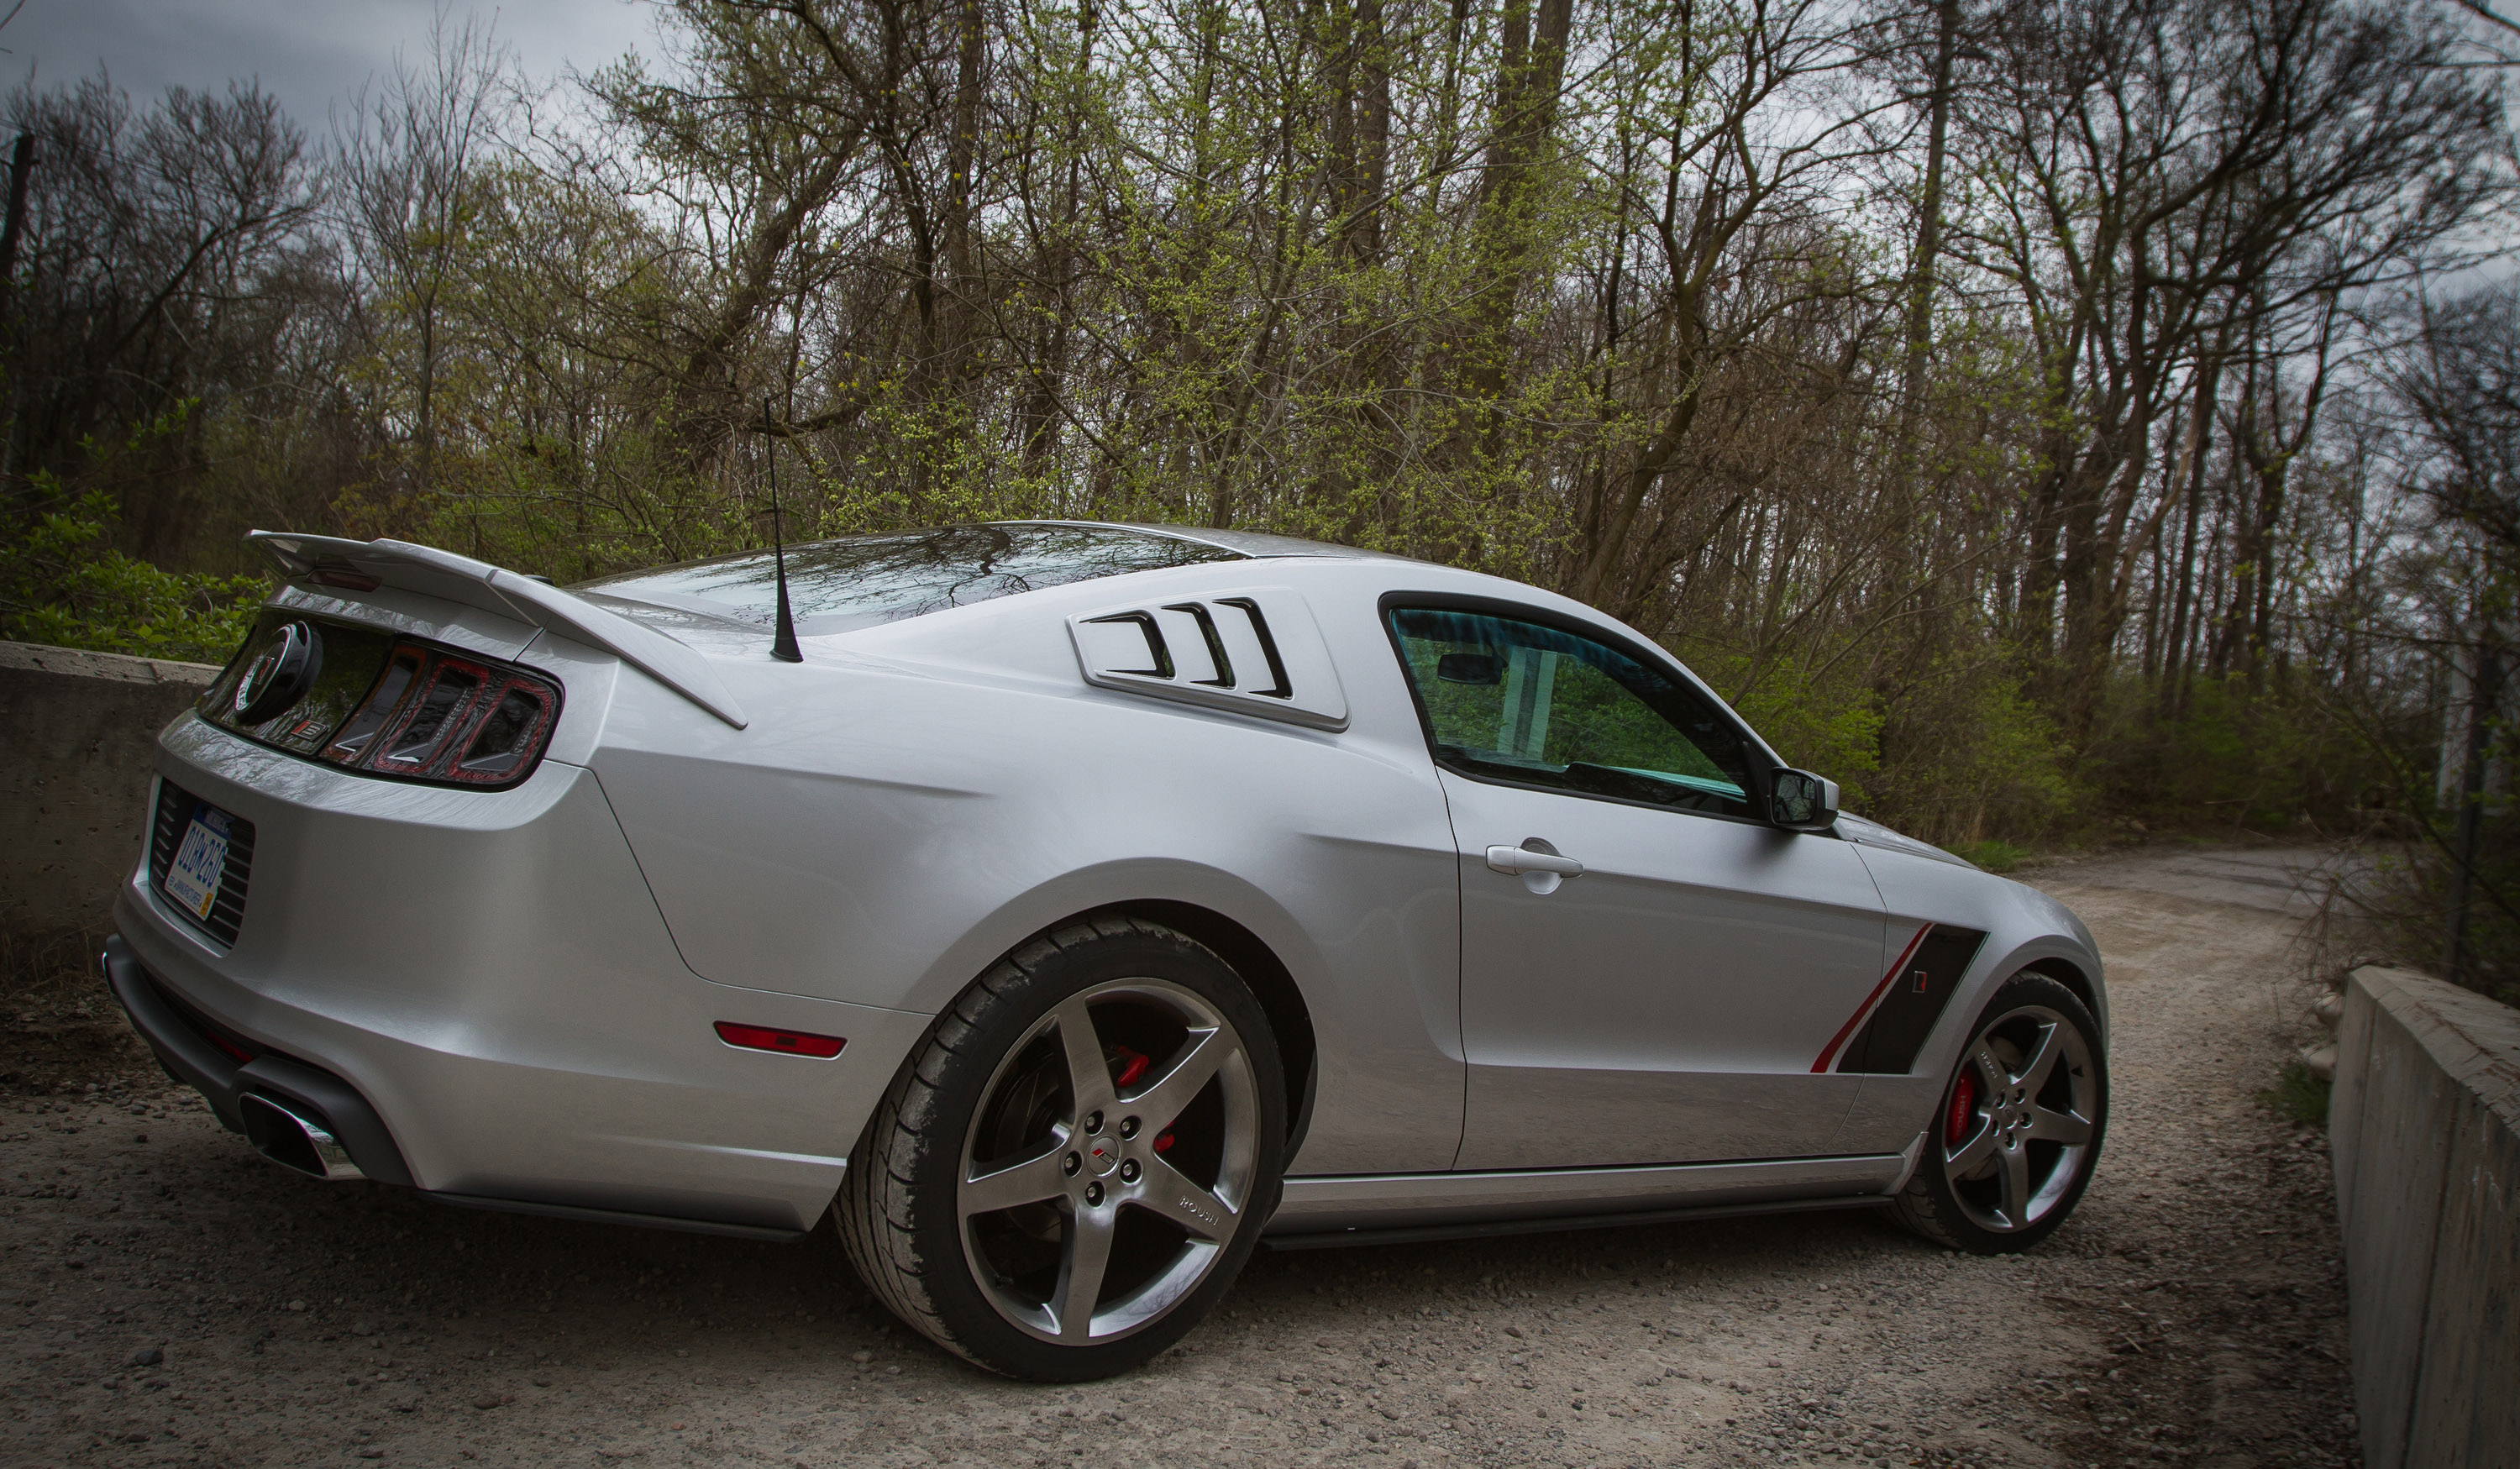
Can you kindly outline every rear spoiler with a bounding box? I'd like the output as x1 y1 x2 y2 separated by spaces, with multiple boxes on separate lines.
248 532 748 730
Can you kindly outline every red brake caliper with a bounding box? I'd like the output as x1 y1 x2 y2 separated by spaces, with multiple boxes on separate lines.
1946 1068 1978 1148
1106 1045 1175 1152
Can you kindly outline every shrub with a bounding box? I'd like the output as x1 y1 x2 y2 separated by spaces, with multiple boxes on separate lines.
1946 839 2032 874
1 483 266 665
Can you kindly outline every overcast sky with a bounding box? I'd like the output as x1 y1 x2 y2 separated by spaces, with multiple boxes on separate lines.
2 0 659 128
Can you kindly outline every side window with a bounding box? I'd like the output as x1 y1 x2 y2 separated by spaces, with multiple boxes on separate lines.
1385 606 1756 820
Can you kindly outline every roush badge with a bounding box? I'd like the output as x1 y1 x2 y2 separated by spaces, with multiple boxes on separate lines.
231 620 322 725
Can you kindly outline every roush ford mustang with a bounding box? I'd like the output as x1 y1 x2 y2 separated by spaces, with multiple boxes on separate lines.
105 520 2107 1380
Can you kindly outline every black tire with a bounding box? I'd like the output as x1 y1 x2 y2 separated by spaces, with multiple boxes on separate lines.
1893 972 2107 1254
835 916 1286 1380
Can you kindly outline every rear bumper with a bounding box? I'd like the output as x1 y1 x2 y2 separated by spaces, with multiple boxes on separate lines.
110 715 936 1238
105 928 843 1240
103 933 415 1187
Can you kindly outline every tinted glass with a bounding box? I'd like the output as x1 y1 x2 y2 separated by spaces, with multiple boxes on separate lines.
201 610 400 756
383 668 479 767
459 689 543 774
576 523 1244 636
1387 607 1755 819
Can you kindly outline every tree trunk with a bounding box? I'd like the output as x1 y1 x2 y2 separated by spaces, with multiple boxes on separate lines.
1449 0 1574 413
1893 0 1959 470
943 0 988 370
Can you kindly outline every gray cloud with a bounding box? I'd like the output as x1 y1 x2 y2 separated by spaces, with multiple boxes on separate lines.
3 0 656 128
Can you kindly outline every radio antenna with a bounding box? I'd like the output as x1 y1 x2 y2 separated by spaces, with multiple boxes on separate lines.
764 395 803 664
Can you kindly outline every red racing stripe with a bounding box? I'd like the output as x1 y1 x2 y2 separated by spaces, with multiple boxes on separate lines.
1809 922 1933 1073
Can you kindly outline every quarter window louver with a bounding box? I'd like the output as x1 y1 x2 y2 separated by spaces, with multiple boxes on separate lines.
1068 590 1350 730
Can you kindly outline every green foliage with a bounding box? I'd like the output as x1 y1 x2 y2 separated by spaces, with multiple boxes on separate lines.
1681 634 2076 846
1676 640 1885 807
2091 674 2388 835
1873 664 2077 846
1 403 270 664
1740 678 1889 805
2256 1057 2332 1127
1 485 267 664
1947 839 2032 874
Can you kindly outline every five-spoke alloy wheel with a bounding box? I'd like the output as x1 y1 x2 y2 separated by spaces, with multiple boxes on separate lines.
837 918 1285 1379
1893 972 2106 1253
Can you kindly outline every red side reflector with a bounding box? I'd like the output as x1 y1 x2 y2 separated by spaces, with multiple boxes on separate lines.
713 1021 845 1059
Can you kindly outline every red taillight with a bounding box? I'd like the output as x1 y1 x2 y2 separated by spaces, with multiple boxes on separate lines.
308 562 381 592
323 639 560 789
714 1022 846 1059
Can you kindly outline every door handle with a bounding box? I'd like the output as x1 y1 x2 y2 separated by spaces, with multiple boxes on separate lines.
1485 844 1584 878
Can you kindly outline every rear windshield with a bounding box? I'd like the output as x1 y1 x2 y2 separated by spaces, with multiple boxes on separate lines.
575 523 1244 636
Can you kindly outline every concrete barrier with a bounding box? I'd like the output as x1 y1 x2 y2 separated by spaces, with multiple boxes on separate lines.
1 640 221 943
2330 964 2520 1469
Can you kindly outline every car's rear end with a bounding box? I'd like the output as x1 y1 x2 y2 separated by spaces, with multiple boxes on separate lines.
106 533 928 1237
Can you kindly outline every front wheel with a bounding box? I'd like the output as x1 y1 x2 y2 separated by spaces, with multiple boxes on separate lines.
1893 972 2106 1253
835 917 1285 1379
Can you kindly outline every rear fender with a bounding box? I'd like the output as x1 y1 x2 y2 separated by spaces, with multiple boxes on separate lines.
901 858 1328 1018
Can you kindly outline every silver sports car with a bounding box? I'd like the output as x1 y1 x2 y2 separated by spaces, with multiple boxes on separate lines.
105 520 2108 1380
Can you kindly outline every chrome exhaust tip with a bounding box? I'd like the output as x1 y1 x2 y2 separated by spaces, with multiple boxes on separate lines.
239 1094 366 1182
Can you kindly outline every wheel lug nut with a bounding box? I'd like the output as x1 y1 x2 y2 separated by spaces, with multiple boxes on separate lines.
1084 1111 1104 1135
1084 1181 1105 1206
1120 1159 1141 1183
1062 1152 1081 1176
1118 1116 1140 1140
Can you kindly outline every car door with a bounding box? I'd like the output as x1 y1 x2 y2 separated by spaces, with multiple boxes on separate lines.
1383 602 1891 1171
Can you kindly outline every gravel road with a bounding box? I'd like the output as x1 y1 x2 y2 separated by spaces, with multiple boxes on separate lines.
3 844 2356 1468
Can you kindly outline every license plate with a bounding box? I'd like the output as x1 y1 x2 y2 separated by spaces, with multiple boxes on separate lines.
163 805 234 921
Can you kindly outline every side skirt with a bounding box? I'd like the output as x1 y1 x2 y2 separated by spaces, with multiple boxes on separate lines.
1263 1152 1905 1246
1261 1194 1891 1251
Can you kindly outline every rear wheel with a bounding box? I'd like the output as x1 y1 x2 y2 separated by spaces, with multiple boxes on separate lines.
835 917 1284 1379
1893 973 2105 1254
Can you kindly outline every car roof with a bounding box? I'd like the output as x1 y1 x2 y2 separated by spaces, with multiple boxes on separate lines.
570 518 1417 648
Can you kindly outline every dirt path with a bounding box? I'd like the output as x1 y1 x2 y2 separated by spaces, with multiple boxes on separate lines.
3 845 2355 1468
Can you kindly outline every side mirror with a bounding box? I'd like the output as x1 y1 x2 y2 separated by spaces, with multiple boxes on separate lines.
1436 652 1504 685
1770 768 1839 832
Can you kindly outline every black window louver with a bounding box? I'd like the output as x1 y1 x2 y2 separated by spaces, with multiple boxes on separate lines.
1068 592 1350 731
148 780 255 947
